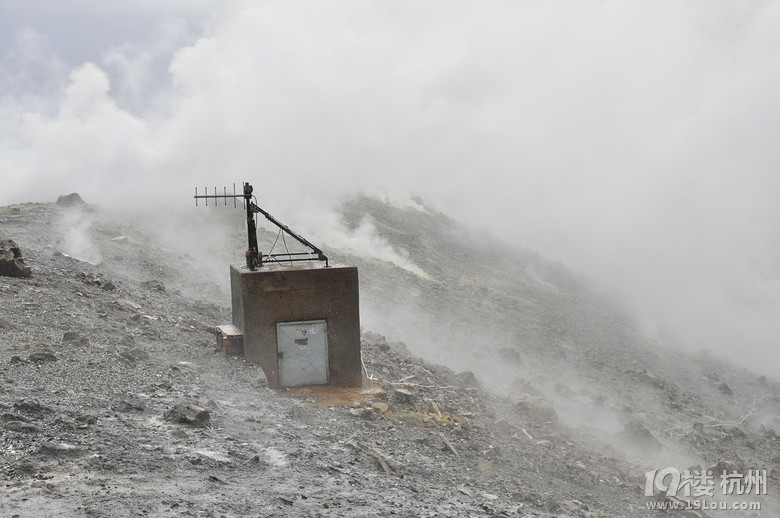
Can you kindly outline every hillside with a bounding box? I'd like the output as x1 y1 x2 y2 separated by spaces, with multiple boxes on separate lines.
1 197 778 517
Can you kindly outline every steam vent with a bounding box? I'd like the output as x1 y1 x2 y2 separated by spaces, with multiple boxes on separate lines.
229 263 361 388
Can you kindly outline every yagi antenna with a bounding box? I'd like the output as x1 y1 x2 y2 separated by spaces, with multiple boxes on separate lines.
194 182 329 271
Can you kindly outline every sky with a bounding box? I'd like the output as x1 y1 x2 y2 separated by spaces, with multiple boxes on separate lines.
1 0 779 376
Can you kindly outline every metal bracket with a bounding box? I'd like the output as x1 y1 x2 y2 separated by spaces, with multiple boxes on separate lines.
194 182 329 270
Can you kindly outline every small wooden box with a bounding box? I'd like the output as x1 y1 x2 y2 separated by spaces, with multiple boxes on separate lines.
216 324 244 356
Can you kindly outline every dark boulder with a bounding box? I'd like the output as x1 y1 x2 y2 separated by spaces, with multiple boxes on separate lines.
164 402 210 426
142 279 166 292
509 392 558 424
619 419 662 455
0 239 32 278
28 350 58 363
56 193 85 207
62 330 89 347
455 370 481 388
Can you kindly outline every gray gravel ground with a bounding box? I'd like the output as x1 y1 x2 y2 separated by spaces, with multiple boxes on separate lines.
1 200 779 517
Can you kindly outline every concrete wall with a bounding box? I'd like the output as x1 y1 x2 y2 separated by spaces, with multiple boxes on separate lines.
230 265 362 388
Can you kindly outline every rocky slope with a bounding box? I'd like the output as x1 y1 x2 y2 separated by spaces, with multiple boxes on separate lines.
1 198 778 517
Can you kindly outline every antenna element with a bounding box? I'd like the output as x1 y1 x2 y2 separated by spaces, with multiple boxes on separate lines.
194 182 329 270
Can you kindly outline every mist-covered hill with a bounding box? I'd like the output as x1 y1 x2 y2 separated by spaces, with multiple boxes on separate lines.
1 197 778 517
336 196 779 441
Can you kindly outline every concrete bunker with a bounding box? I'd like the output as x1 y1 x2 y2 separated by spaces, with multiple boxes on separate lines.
198 182 362 389
229 263 361 388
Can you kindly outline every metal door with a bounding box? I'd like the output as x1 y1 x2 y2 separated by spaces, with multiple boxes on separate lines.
276 320 328 387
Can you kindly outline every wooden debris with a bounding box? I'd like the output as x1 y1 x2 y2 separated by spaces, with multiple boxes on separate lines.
437 432 459 456
363 441 402 476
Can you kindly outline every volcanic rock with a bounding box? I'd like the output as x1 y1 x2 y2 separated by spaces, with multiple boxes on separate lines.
455 370 481 388
62 330 89 346
39 441 81 456
55 193 85 207
142 279 166 293
4 421 42 434
116 298 142 311
164 402 210 426
27 350 58 363
0 239 32 277
619 419 662 455
393 388 415 404
508 392 558 425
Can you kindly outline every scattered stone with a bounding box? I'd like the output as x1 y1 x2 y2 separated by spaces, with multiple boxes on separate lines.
508 392 558 424
372 402 389 414
62 330 89 347
289 404 316 425
100 280 116 291
619 419 662 454
116 298 142 311
393 388 415 404
38 442 81 456
395 411 437 430
540 496 561 513
117 398 146 412
75 414 98 428
142 279 166 293
9 461 37 476
458 485 476 497
422 434 446 451
164 402 210 427
349 407 374 419
1 412 27 423
0 239 32 278
14 399 50 414
55 193 85 207
27 350 58 363
388 341 410 355
116 346 150 362
631 369 665 390
718 382 733 396
477 458 497 478
455 370 481 388
510 378 542 397
4 421 42 434
363 441 403 476
119 335 135 347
